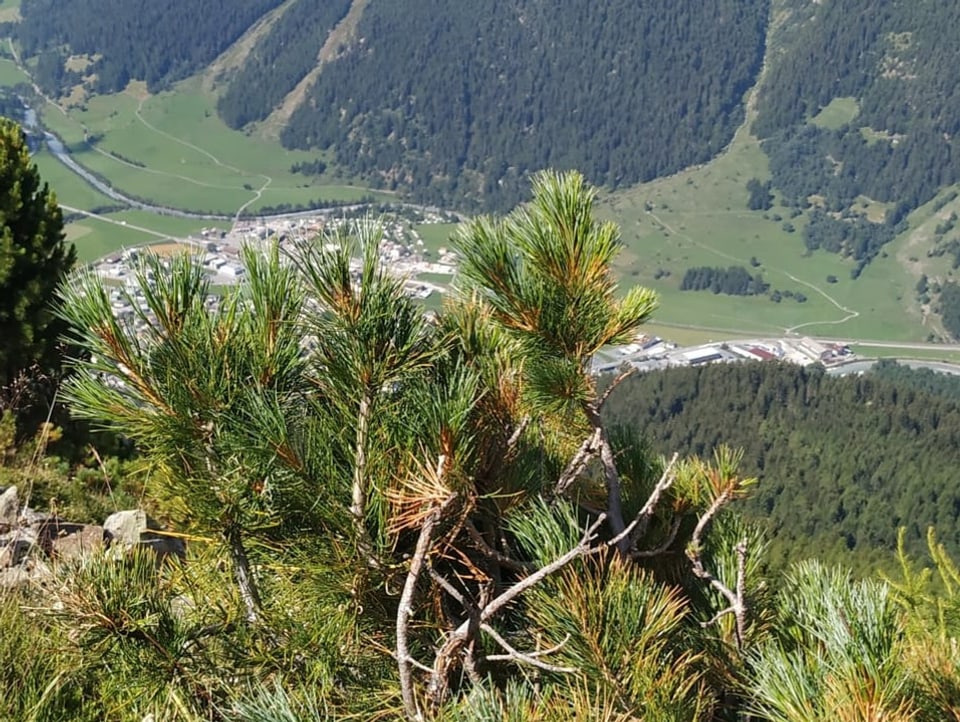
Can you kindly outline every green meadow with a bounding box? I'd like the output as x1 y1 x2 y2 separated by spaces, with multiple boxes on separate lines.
598 110 959 343
36 79 392 215
0 57 27 85
810 96 860 130
413 222 459 254
32 149 117 210
851 346 960 364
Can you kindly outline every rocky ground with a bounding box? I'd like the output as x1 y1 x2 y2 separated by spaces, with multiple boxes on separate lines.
0 485 185 589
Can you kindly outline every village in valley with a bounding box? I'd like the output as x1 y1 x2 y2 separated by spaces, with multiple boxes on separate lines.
85 207 858 377
90 207 459 326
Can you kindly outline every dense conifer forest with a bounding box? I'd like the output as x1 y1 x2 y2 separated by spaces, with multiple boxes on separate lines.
16 0 287 92
603 361 960 572
216 0 353 128
280 0 768 210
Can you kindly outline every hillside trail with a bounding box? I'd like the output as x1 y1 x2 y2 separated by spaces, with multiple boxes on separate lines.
133 97 271 221
640 2 861 336
647 210 859 334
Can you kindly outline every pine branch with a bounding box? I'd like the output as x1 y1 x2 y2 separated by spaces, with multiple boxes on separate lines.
609 452 679 549
598 366 638 410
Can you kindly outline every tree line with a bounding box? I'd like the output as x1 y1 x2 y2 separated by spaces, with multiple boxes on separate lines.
680 265 769 296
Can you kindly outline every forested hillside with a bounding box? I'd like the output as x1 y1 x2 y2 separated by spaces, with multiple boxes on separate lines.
216 0 353 128
604 362 960 571
14 0 960 223
16 0 286 92
280 0 768 210
755 0 960 265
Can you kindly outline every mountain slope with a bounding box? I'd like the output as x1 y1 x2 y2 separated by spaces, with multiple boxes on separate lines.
215 0 353 129
754 0 960 269
16 0 287 92
279 0 768 211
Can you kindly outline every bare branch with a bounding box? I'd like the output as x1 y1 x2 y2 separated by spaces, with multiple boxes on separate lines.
608 452 679 549
427 560 476 613
686 487 748 649
598 436 630 554
598 366 638 410
478 513 605 625
734 540 748 645
486 633 571 661
396 454 457 722
506 415 531 451
402 655 435 674
575 402 630 554
690 488 733 553
554 428 602 496
695 542 748 645
481 624 577 673
397 509 440 722
701 606 736 628
429 514 606 705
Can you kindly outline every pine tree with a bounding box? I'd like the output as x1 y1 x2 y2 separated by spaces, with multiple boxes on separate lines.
0 118 75 389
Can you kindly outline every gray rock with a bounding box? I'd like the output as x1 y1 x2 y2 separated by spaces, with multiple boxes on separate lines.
0 528 39 568
19 507 51 526
46 523 109 562
0 558 52 589
0 485 19 531
103 509 150 546
104 509 185 562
